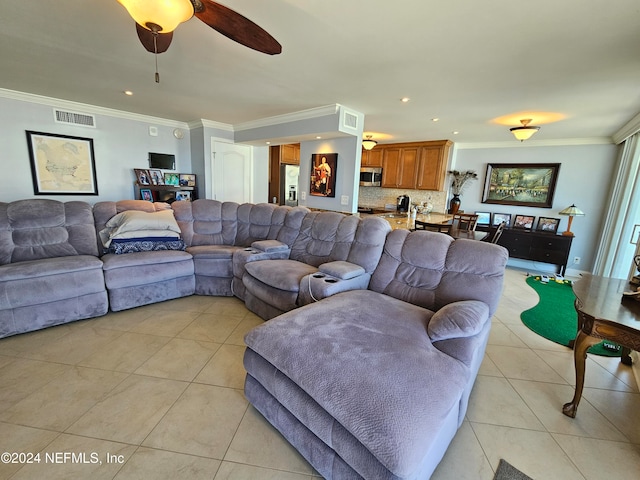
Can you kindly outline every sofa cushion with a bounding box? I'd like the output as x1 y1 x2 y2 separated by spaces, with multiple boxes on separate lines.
244 289 468 479
245 259 318 292
0 200 99 264
427 300 489 341
0 255 106 309
101 251 193 289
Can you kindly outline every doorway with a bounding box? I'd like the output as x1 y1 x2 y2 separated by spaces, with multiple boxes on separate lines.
211 141 252 203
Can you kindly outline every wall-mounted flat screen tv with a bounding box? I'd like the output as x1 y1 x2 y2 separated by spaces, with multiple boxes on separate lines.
149 152 176 170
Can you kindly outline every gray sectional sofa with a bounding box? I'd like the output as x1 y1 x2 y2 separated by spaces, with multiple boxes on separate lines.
0 197 508 479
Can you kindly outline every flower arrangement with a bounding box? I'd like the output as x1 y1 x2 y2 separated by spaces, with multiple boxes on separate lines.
448 170 478 195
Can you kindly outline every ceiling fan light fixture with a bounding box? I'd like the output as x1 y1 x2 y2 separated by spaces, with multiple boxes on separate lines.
509 118 540 142
362 135 377 150
117 0 194 33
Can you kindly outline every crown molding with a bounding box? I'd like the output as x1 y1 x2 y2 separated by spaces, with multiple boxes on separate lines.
455 137 614 149
187 119 234 131
0 88 190 128
612 111 640 144
234 104 341 131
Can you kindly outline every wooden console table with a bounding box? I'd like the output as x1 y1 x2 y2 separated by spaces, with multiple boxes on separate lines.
497 229 573 275
562 274 640 418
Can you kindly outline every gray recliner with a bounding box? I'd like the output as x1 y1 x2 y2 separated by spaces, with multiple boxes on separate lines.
0 199 108 338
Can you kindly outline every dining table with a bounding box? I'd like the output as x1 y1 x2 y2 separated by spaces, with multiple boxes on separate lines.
373 211 489 240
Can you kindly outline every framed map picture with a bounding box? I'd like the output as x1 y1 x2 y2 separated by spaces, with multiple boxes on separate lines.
26 131 98 195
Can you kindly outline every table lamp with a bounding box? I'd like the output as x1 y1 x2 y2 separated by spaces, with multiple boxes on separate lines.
558 204 585 236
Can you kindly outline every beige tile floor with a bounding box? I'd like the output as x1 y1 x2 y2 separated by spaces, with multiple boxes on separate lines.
0 267 639 479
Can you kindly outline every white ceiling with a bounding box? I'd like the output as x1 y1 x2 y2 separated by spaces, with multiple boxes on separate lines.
1 0 640 144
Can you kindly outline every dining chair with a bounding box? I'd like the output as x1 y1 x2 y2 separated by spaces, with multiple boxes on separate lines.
451 213 479 232
488 221 506 243
414 220 452 234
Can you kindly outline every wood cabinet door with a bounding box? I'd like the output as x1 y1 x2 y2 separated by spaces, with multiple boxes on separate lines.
382 148 402 187
397 147 419 188
416 146 444 190
366 149 383 167
281 144 300 165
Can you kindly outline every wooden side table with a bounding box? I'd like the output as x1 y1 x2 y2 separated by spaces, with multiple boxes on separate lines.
563 274 640 418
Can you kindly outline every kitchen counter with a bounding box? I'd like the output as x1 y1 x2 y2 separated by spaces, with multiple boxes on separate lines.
375 212 454 231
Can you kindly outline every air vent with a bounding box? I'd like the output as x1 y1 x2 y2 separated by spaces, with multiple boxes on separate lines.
53 109 96 128
343 111 358 129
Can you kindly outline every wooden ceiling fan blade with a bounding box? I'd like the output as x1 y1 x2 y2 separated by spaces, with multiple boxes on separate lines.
195 0 281 55
136 23 174 53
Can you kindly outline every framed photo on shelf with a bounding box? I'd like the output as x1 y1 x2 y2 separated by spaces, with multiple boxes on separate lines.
179 173 196 186
175 191 191 201
26 130 98 195
134 168 151 186
164 173 180 186
493 213 512 228
513 214 535 229
140 188 153 202
475 211 492 226
536 217 560 233
481 163 560 208
148 169 164 185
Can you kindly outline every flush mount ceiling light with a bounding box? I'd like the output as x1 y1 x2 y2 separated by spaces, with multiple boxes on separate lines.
362 135 377 150
510 119 540 142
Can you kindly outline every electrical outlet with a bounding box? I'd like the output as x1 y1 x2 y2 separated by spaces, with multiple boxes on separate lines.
341 195 349 206
573 256 581 265
301 191 306 201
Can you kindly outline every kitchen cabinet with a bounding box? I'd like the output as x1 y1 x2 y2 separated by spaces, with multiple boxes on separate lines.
416 140 452 191
382 141 449 190
361 148 383 167
382 147 419 188
280 143 300 165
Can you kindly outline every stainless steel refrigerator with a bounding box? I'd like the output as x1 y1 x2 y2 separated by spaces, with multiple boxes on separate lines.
280 164 300 206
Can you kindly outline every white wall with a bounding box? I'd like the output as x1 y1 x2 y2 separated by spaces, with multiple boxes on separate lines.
0 94 191 203
453 143 619 273
298 136 361 213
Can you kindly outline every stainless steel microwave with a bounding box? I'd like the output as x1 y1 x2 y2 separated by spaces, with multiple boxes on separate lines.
359 167 382 187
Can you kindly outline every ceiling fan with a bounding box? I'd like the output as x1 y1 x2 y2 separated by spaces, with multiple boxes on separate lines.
117 0 281 81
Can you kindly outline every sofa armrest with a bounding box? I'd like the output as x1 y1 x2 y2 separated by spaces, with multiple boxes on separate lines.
251 239 290 253
232 247 291 279
297 271 371 305
318 261 365 280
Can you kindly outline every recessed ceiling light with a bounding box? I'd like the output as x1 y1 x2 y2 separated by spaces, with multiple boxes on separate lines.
401 97 410 103
316 136 322 139
266 141 271 145
123 90 133 96
452 131 460 135
432 118 439 122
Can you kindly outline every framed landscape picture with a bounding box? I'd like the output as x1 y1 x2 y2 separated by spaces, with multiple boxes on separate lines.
482 163 560 208
26 131 98 195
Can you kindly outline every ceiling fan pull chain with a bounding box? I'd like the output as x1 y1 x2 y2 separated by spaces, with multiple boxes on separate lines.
153 33 160 83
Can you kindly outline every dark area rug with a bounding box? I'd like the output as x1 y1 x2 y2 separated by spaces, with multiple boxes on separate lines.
493 459 533 480
520 276 620 357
